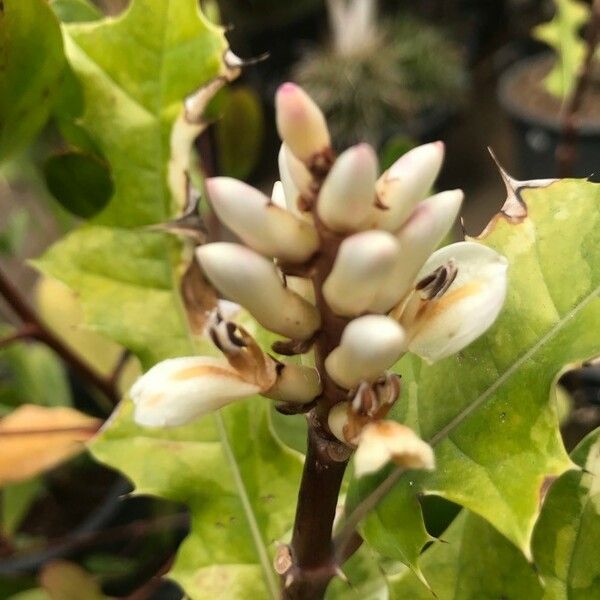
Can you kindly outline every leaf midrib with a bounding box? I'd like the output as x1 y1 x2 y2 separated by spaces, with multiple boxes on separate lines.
215 413 279 599
429 284 599 447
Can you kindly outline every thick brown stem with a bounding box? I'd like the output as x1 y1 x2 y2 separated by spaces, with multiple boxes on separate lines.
0 267 120 406
556 0 600 177
281 425 349 599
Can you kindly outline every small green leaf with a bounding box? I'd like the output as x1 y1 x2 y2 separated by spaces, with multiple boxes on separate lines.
532 428 600 598
387 511 544 599
216 87 265 180
44 152 113 219
533 0 590 99
350 178 600 570
0 0 65 162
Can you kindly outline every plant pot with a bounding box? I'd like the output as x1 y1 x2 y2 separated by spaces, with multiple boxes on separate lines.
498 53 600 182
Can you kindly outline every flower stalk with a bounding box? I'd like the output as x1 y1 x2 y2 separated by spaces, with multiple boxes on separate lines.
129 82 508 599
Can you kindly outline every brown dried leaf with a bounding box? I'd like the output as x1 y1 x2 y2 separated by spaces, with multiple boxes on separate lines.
0 405 101 486
180 258 218 335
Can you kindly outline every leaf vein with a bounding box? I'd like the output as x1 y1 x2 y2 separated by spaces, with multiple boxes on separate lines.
429 284 599 446
214 413 278 599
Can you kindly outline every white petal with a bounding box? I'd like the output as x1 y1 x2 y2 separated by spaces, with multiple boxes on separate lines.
131 357 259 427
402 241 508 362
374 141 445 232
325 316 406 389
264 363 321 404
323 230 401 316
206 177 318 263
275 83 331 163
371 189 463 312
354 421 435 477
197 243 320 340
317 143 377 233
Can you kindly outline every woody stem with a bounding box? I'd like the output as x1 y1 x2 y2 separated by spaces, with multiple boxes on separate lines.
281 210 358 599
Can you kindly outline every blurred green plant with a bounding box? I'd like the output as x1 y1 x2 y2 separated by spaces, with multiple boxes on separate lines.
293 2 466 147
215 87 265 180
533 0 593 99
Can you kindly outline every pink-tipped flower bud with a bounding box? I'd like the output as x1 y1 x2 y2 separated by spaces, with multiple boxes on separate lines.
374 142 445 232
325 316 406 389
317 143 378 233
275 83 331 164
371 189 464 312
196 243 320 340
206 177 318 263
323 230 401 316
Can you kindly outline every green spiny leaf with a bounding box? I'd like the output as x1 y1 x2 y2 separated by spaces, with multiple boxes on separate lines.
90 398 302 599
532 428 600 597
35 0 233 366
349 178 600 571
387 510 544 599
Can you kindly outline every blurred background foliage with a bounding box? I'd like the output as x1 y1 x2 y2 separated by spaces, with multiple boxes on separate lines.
0 0 598 598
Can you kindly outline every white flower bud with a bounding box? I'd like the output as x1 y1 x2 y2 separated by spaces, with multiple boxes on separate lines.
354 421 435 477
371 189 463 312
206 177 319 263
325 316 406 389
399 241 508 363
317 144 377 233
278 144 313 210
374 141 445 232
196 243 320 340
275 83 331 163
323 230 401 316
264 363 321 405
131 356 260 427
